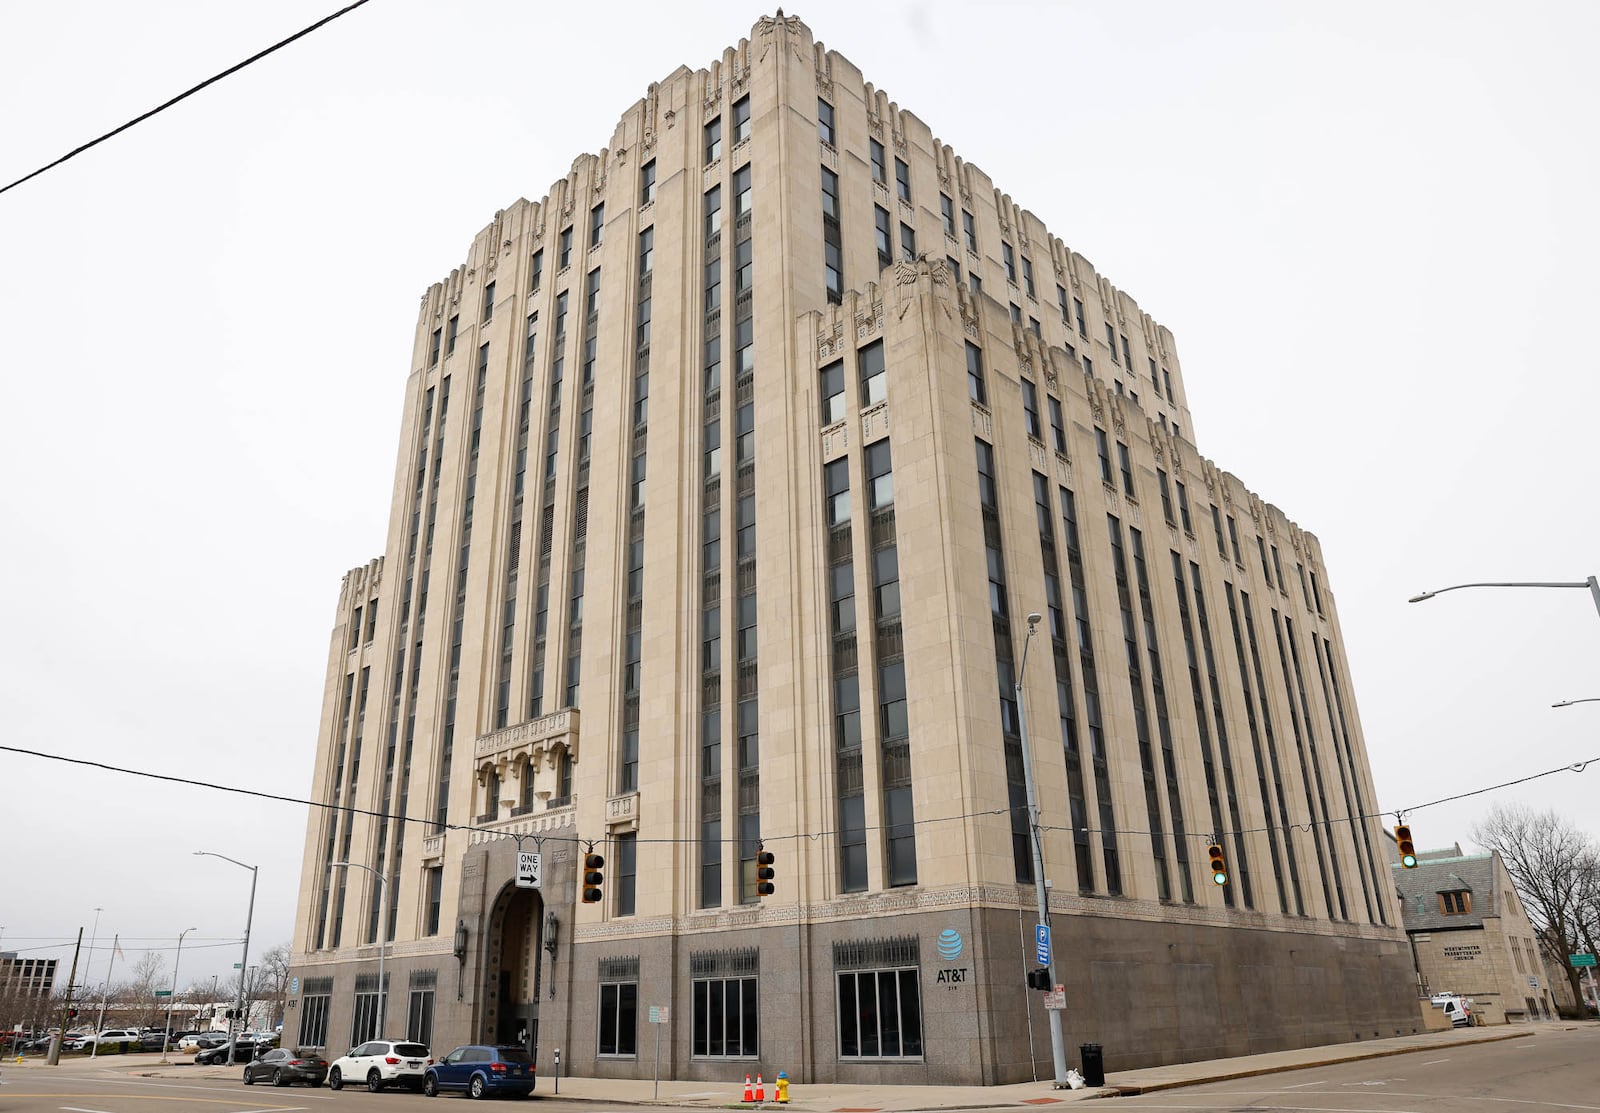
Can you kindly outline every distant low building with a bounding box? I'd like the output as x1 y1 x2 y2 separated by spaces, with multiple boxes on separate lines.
0 953 57 997
1389 843 1558 1022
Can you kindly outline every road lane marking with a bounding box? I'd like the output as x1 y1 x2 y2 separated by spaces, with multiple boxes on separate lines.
32 1076 334 1102
1284 1081 1331 1088
1420 1059 1451 1065
62 1106 118 1113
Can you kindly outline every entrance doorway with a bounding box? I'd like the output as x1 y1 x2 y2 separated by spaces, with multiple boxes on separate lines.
485 883 546 1054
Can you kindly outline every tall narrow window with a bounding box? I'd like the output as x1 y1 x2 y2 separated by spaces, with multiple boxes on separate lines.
1002 242 1016 283
615 832 637 916
817 98 834 145
875 206 891 270
640 160 656 206
481 281 495 324
559 227 573 268
869 138 885 183
899 222 916 261
1022 257 1036 298
1048 396 1067 455
894 157 911 202
733 95 751 145
429 328 441 366
820 360 846 424
705 116 722 163
1117 440 1135 496
940 194 955 237
1021 378 1041 439
962 209 976 252
965 340 986 405
529 249 543 292
1095 427 1113 487
859 339 886 407
590 202 605 250
446 314 459 356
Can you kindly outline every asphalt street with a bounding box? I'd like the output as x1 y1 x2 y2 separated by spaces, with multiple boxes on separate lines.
1100 1025 1598 1113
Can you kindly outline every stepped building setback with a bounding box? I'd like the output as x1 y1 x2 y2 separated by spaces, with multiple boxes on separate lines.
288 12 1419 1082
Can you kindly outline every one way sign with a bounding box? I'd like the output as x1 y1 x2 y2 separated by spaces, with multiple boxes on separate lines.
516 851 542 890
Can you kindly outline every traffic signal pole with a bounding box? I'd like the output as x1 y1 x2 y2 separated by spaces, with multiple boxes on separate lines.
1016 615 1070 1088
46 928 83 1066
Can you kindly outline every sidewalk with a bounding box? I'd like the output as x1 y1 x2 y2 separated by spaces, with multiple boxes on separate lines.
3 1024 1566 1110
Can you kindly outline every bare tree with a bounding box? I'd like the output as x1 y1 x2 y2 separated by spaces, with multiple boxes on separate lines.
1472 804 1595 1009
258 944 291 1029
118 952 168 1029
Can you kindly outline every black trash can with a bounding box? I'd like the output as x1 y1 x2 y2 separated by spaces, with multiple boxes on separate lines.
1079 1043 1105 1087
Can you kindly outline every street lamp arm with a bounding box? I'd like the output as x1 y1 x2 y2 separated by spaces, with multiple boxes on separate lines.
1553 697 1600 708
194 850 254 871
1409 580 1590 603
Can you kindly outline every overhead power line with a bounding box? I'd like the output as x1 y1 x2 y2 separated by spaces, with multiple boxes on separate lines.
2 743 1593 854
0 0 376 197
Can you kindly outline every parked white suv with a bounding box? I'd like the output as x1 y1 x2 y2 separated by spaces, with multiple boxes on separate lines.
326 1039 431 1092
68 1028 141 1051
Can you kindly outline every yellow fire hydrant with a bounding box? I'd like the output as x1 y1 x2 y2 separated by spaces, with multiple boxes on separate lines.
776 1071 790 1104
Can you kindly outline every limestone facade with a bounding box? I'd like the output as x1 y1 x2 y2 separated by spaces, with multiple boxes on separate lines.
287 13 1417 1083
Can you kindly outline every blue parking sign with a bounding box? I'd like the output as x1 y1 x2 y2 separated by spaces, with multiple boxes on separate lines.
1035 924 1051 966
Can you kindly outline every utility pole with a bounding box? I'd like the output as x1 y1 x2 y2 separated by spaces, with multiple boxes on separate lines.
91 934 120 1058
1015 613 1070 1087
46 928 84 1066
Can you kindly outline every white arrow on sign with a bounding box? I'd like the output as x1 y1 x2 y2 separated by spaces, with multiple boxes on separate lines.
517 850 542 890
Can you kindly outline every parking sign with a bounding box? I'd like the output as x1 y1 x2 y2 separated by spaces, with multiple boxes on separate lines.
1035 923 1051 966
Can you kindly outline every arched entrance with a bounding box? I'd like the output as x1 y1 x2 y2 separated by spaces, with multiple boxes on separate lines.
484 882 547 1051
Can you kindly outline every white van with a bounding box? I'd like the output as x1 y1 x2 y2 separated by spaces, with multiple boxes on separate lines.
1440 997 1472 1027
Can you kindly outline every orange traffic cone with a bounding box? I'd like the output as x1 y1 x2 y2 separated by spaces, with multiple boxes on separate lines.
756 1073 766 1102
743 1075 755 1103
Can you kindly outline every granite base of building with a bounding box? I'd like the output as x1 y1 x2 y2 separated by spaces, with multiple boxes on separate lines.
292 864 1421 1085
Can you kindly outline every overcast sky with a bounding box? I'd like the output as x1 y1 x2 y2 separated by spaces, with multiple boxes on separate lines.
3 0 1598 988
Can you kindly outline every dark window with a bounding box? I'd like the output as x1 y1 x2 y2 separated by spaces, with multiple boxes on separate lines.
940 194 955 237
837 968 922 1058
870 138 886 183
1176 481 1193 534
446 314 459 356
1022 257 1036 298
481 281 495 324
733 95 751 145
1158 468 1175 524
859 339 886 407
894 158 911 202
598 981 639 1056
946 255 961 285
865 438 894 509
559 227 573 268
1105 322 1118 363
1002 242 1016 283
1073 297 1086 337
427 329 439 369
590 202 605 250
962 209 976 252
820 360 846 424
875 207 892 270
733 165 752 219
1440 890 1471 915
817 98 834 145
530 249 543 292
692 975 759 1058
424 866 442 936
640 159 656 206
1095 427 1114 487
1117 441 1134 495
638 227 654 277
1121 334 1133 370
705 185 722 239
615 832 637 916
821 166 840 221
1021 378 1041 439
1048 396 1067 454
899 222 916 261
705 116 722 163
965 341 986 405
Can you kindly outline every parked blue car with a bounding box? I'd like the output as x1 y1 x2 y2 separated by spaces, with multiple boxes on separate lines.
422 1045 535 1099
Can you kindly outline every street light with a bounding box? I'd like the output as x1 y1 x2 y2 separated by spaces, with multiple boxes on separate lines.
1408 577 1600 618
195 851 257 1066
331 860 390 1039
1552 698 1600 708
1015 611 1070 1088
159 928 197 1064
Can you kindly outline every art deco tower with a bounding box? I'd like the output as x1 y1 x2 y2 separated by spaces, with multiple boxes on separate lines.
289 13 1418 1084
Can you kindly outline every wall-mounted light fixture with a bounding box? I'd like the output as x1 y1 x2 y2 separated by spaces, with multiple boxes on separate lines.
543 912 559 960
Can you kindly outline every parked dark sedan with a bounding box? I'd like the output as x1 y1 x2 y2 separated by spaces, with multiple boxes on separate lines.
196 1038 267 1065
243 1047 329 1087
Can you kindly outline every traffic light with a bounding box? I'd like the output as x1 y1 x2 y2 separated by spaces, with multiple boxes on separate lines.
1207 843 1228 886
1026 967 1052 991
1395 825 1417 868
67 1008 78 1019
756 848 776 896
581 851 606 903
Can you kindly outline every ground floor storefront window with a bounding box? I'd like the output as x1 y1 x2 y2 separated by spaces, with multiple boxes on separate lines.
598 956 639 1057
691 948 759 1058
834 937 922 1059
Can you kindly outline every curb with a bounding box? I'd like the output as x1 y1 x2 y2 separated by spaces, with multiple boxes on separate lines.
1108 1030 1532 1095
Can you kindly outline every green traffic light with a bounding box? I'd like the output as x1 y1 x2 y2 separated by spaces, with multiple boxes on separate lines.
1402 853 1417 868
1212 870 1227 885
